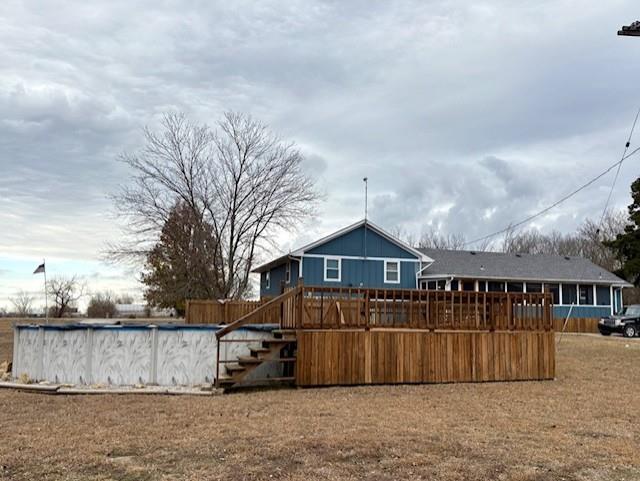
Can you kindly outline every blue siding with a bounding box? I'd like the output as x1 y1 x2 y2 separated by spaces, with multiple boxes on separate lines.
301 257 418 289
260 260 299 298
307 225 418 259
553 305 611 319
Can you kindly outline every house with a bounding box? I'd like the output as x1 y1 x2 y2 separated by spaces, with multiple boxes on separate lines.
253 219 632 319
114 304 176 318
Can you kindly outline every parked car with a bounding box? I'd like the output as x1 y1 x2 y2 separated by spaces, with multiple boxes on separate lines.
598 305 640 338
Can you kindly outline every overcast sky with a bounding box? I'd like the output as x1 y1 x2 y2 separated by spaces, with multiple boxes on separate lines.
1 1 640 310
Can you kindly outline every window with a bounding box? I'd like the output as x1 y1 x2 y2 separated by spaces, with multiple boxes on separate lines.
507 282 524 293
265 272 270 289
450 280 459 291
526 283 542 293
462 281 475 291
562 284 577 305
426 280 446 290
488 281 505 292
596 286 611 306
384 260 400 283
620 305 640 316
546 283 560 304
578 284 594 305
285 263 291 284
324 257 341 282
477 281 487 292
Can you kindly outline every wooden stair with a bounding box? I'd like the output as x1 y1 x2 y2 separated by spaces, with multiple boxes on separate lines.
216 331 297 390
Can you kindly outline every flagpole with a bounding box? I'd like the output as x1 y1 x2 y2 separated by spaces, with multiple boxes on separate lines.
43 259 48 325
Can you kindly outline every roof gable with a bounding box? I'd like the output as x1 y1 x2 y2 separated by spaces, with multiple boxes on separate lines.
295 219 430 260
253 219 432 273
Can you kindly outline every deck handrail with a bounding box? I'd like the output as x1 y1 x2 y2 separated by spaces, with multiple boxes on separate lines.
294 285 553 331
215 286 302 340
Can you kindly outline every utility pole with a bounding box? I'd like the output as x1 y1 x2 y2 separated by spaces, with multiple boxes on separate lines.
618 21 640 37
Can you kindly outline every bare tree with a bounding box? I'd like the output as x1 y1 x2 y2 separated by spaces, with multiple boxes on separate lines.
389 226 417 248
111 112 318 298
47 276 86 318
578 210 627 272
417 227 468 250
10 291 34 317
499 210 627 272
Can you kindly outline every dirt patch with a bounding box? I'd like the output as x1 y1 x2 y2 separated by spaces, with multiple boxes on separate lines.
0 333 639 480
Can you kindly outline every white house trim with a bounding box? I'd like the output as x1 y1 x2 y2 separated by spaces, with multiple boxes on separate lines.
303 253 419 263
416 273 630 286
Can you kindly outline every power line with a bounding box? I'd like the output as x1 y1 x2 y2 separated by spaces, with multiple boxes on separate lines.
597 107 640 226
557 107 640 346
465 113 640 247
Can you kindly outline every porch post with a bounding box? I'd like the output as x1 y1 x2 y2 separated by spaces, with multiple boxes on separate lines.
610 285 614 315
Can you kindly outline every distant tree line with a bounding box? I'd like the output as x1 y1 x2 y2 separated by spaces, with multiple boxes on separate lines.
6 279 138 319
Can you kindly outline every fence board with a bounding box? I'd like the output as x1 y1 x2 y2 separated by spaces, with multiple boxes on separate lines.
296 330 555 386
185 299 269 324
552 317 600 333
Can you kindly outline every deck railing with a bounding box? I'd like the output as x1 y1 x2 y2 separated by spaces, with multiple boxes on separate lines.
287 286 553 331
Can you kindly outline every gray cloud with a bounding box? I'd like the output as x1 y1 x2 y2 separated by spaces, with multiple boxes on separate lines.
1 0 639 305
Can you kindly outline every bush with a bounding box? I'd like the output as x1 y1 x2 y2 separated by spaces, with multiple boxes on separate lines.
87 292 117 318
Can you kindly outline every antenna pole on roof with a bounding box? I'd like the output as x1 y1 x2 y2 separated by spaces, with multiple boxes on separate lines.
363 177 368 221
363 177 368 258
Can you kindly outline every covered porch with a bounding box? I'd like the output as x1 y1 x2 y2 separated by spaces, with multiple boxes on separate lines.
418 276 624 318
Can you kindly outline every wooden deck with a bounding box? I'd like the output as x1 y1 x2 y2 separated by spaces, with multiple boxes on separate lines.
210 284 556 389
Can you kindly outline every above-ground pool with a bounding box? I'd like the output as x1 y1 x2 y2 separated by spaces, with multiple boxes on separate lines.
12 323 279 387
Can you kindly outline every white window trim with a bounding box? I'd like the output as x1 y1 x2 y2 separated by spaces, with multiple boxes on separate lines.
323 256 341 282
285 262 291 284
265 272 270 290
384 260 401 284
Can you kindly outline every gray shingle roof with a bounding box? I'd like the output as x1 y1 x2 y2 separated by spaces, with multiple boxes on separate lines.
418 248 631 286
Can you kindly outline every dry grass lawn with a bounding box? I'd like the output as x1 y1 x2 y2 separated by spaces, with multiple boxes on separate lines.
0 320 639 480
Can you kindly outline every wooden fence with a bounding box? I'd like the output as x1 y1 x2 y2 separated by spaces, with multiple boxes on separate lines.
296 330 555 386
553 317 600 333
185 299 270 324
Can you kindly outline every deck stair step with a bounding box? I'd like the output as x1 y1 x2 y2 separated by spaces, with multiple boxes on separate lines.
217 376 236 387
249 347 271 356
225 364 246 374
262 339 296 347
272 330 297 340
238 356 296 365
238 356 262 365
216 332 298 390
